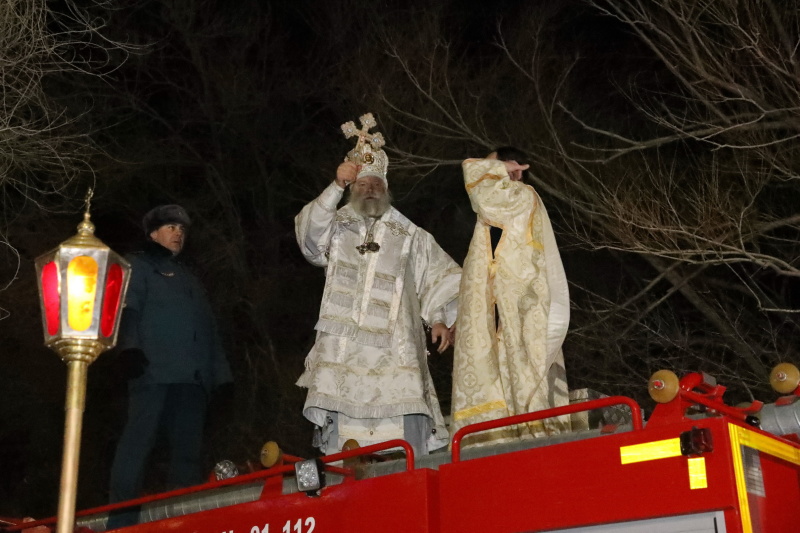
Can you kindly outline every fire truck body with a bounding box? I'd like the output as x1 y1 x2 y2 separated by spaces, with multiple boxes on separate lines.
97 412 797 533
107 400 800 532
5 372 800 533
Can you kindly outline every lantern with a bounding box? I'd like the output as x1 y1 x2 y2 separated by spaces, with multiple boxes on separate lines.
35 217 130 360
34 195 131 533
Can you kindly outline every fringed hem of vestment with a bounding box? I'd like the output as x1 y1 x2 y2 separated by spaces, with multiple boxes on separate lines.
314 319 392 348
303 393 433 421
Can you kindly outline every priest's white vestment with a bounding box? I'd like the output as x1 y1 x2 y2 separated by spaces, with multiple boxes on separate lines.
451 159 570 446
295 182 461 454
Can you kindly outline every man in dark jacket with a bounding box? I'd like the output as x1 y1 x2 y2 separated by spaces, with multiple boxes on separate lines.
108 205 232 528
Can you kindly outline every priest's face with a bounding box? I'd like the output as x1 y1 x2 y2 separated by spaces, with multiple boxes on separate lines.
349 175 391 217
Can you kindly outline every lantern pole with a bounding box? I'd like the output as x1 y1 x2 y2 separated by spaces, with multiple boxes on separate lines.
55 340 107 533
57 357 91 533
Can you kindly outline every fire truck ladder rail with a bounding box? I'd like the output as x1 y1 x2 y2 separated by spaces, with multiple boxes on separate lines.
451 396 644 462
3 465 299 533
6 441 414 533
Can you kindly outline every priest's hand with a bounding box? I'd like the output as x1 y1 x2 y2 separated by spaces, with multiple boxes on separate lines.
486 151 530 182
431 322 453 353
336 161 359 188
503 160 529 181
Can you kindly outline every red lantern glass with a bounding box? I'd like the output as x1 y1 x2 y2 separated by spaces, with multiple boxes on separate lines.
41 261 60 336
101 262 124 337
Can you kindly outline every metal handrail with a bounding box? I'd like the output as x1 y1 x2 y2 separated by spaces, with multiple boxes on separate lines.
451 396 643 462
2 464 300 532
4 440 415 532
320 439 415 472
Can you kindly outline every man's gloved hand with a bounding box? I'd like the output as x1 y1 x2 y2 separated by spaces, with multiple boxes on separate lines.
119 349 149 379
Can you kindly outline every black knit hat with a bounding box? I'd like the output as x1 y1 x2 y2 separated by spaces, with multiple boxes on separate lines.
494 146 528 165
142 204 192 235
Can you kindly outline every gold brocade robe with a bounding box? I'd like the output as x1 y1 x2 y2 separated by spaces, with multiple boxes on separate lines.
451 159 571 446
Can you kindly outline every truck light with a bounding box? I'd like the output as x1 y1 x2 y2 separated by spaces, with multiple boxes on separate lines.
295 458 326 496
680 427 713 456
213 460 239 480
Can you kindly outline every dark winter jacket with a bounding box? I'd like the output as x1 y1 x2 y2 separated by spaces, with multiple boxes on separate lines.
117 241 232 393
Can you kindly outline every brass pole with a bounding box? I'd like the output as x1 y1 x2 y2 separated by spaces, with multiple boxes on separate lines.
56 358 89 533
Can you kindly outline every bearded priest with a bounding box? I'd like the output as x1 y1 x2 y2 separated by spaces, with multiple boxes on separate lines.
294 114 461 455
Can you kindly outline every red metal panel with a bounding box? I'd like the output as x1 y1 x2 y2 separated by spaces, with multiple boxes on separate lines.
124 469 439 533
438 418 744 533
742 446 800 533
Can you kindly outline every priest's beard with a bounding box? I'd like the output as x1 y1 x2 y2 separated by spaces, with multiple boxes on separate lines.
349 187 392 218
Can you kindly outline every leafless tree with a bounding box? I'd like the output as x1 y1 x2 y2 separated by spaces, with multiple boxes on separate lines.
0 0 133 316
566 0 800 387
313 0 800 403
575 0 800 272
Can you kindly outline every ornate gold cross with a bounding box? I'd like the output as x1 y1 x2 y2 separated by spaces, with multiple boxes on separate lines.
341 113 385 164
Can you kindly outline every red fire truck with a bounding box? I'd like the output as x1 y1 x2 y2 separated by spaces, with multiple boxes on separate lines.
4 364 800 533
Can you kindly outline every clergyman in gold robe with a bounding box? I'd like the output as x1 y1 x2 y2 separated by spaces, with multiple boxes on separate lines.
451 147 571 446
